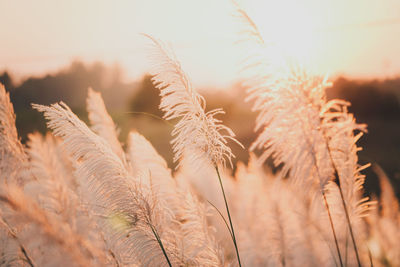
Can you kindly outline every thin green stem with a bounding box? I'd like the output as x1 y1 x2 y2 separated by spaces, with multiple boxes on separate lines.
322 192 344 267
125 111 174 127
207 200 234 239
149 224 172 267
215 166 242 267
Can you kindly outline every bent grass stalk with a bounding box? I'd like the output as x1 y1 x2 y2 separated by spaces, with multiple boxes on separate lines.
207 200 234 240
215 166 242 267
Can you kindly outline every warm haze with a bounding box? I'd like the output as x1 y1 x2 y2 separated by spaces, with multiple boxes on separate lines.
1 0 400 86
1 1 400 267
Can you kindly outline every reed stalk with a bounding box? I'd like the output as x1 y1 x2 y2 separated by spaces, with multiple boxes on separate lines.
324 133 363 267
337 183 362 267
322 192 344 267
149 224 172 267
215 166 242 267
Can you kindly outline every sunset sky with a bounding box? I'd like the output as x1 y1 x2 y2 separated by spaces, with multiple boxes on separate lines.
1 0 400 87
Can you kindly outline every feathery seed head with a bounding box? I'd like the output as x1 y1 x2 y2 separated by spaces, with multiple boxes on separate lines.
145 34 243 169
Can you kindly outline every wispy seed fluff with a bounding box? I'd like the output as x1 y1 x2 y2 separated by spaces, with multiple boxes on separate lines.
145 35 243 169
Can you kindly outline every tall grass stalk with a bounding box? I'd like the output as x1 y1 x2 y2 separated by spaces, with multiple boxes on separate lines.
337 183 362 267
325 134 362 267
146 34 243 266
322 192 344 267
215 166 242 267
148 224 172 267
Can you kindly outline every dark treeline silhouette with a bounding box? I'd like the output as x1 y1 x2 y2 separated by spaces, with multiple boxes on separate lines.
1 65 399 198
129 74 163 118
327 77 400 119
1 61 137 140
327 77 400 199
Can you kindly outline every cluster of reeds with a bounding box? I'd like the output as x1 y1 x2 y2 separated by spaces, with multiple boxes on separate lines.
0 5 399 267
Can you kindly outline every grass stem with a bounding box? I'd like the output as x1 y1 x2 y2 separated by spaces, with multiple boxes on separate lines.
215 166 242 267
337 184 362 267
149 224 172 267
322 192 344 267
321 121 363 267
207 200 234 240
20 245 35 267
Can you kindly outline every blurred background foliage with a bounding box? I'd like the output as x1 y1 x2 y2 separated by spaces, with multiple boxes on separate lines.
1 61 399 199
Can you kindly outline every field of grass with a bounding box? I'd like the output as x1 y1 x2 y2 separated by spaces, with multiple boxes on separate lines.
0 4 399 267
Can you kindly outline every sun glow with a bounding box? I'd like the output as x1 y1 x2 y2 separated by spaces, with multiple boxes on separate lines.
246 0 319 70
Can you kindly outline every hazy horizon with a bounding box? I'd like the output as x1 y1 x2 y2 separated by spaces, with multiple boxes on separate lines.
1 0 400 87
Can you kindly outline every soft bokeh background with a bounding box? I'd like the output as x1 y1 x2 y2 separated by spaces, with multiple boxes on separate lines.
1 0 399 197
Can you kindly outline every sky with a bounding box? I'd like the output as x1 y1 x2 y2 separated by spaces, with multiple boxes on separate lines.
1 0 400 87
